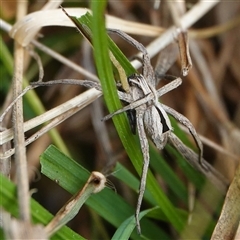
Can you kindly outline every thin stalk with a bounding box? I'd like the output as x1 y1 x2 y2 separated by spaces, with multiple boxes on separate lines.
12 1 30 221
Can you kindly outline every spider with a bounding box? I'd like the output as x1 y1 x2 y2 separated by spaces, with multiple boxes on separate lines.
102 29 205 234
31 29 204 234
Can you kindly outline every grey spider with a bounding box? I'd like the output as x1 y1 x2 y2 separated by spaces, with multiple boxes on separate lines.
103 29 204 233
31 29 204 234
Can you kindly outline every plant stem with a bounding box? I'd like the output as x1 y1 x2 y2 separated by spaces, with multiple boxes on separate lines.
12 1 30 221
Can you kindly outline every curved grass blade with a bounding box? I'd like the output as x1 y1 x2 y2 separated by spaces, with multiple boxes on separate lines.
40 145 169 239
45 172 106 237
0 173 85 240
112 207 163 240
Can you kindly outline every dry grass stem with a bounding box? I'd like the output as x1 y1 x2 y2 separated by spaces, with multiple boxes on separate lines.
190 40 226 114
211 164 240 239
12 1 30 222
9 8 164 47
189 14 240 39
0 88 102 154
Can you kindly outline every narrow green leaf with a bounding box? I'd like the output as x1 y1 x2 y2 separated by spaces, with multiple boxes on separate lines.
112 207 166 240
0 173 84 240
114 162 156 206
0 35 13 73
72 12 136 77
40 145 170 239
89 2 186 232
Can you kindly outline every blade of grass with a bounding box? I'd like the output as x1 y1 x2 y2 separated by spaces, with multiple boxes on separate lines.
0 173 85 240
114 162 156 206
40 145 170 239
112 207 160 240
114 162 188 222
71 12 136 77
0 35 13 74
149 146 188 203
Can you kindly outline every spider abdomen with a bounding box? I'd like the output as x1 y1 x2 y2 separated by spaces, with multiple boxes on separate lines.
144 106 170 150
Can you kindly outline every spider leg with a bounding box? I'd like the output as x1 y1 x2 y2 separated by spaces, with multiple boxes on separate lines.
162 104 208 170
102 94 153 121
31 78 142 124
31 79 102 91
156 77 182 98
107 29 155 85
32 78 136 105
135 109 150 234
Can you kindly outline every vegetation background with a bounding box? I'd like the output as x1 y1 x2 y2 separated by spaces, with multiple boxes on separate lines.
1 1 240 239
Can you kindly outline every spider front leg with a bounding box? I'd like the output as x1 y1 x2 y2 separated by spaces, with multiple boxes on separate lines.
135 108 150 235
102 94 152 121
108 29 155 85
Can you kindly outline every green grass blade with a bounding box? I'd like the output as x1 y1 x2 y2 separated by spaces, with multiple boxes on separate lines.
0 35 13 73
112 207 165 240
89 2 186 232
40 145 170 239
114 162 156 206
0 173 85 240
72 12 136 77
